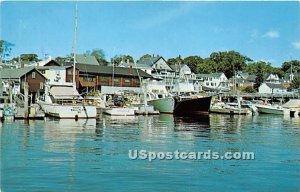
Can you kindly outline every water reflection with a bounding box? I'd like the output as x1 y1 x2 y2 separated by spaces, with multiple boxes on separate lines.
1 113 300 191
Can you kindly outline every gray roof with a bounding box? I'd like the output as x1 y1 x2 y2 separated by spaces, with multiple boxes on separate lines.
196 73 223 78
76 64 153 79
0 67 37 79
44 60 61 66
76 54 99 65
36 66 72 70
138 56 161 66
120 62 152 69
246 74 256 82
265 83 286 89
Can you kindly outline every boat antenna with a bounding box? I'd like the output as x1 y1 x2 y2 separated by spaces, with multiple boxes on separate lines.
72 2 78 90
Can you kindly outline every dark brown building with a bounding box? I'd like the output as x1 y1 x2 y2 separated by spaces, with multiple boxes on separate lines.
0 67 47 95
75 64 154 92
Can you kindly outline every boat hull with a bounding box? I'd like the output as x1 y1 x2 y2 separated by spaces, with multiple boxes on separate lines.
38 101 97 119
174 96 212 116
103 107 135 116
210 107 251 115
147 97 174 113
256 105 284 115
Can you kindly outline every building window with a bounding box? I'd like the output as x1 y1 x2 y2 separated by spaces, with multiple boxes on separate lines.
211 82 214 86
113 78 120 82
206 82 209 86
100 76 109 82
40 82 44 89
83 77 94 82
32 72 36 79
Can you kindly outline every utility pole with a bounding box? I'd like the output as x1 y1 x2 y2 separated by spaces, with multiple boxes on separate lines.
72 2 78 90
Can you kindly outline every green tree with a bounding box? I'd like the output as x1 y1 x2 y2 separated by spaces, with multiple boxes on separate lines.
281 60 300 73
196 58 216 74
183 56 203 73
271 67 284 78
20 54 39 62
123 55 134 63
254 63 264 90
209 51 252 78
290 76 300 89
246 61 273 75
55 56 72 65
88 49 108 65
245 61 284 78
113 55 134 65
139 54 152 61
167 55 183 66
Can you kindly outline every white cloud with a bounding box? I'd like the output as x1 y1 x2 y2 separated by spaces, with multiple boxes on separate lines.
292 40 300 49
262 30 280 39
248 29 259 43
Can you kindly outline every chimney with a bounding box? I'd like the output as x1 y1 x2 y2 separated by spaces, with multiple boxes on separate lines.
130 65 133 76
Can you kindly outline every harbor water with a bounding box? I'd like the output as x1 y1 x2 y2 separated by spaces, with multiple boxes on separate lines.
1 114 299 191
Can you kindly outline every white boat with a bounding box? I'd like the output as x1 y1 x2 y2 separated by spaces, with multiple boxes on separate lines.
256 104 289 115
103 107 135 116
133 104 160 115
210 102 252 115
101 94 135 116
37 83 97 119
211 99 257 115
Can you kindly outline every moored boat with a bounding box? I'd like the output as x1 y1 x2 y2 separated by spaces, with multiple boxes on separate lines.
37 83 97 119
103 107 135 116
256 104 288 115
173 96 212 116
210 100 256 115
102 94 135 116
147 97 174 113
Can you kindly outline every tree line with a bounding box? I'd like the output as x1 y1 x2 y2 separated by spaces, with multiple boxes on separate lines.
1 40 299 89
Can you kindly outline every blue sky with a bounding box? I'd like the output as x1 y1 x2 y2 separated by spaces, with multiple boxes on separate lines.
1 1 300 67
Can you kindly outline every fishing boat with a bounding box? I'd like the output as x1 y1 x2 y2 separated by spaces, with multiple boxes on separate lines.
144 80 174 113
37 83 97 119
148 94 212 115
146 81 212 115
147 96 174 113
173 95 212 116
